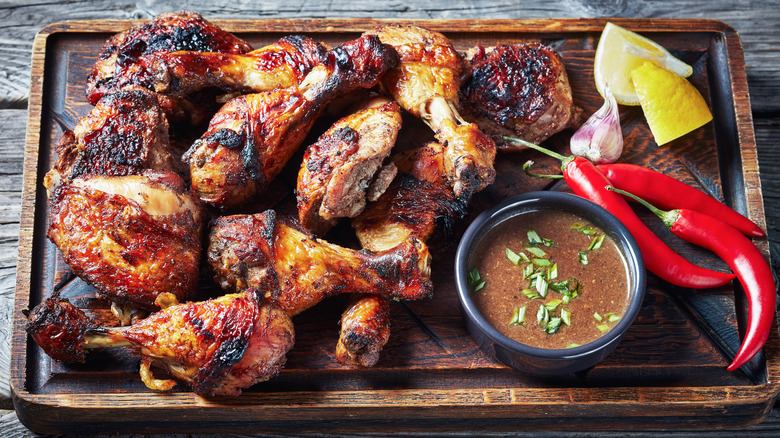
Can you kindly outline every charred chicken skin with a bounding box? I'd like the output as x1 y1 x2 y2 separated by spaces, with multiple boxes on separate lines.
136 35 327 100
44 87 179 195
207 210 432 316
340 142 467 366
335 294 391 367
185 34 399 209
460 43 580 149
86 11 252 104
364 24 496 199
297 96 401 235
47 171 204 311
25 289 294 396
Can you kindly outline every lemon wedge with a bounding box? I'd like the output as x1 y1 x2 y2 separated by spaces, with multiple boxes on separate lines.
631 61 713 145
594 22 693 105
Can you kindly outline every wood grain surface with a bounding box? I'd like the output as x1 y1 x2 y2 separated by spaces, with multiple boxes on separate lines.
1 0 779 437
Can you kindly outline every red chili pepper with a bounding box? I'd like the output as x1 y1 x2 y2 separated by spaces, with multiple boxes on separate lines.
597 163 764 238
609 186 776 371
507 137 736 289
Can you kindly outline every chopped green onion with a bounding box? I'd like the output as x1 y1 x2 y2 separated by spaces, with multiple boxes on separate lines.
562 294 571 304
547 263 558 280
522 264 534 279
597 324 610 333
537 304 550 327
566 343 581 348
535 275 548 297
533 258 551 267
572 224 597 235
522 288 541 300
579 251 589 265
561 308 571 326
527 229 542 244
542 237 555 247
545 299 563 311
589 234 606 251
545 317 562 334
510 306 526 326
593 312 603 322
607 313 621 323
506 248 522 265
526 246 547 257
467 268 485 292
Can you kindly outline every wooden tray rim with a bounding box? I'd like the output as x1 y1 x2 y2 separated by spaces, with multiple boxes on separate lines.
10 17 778 432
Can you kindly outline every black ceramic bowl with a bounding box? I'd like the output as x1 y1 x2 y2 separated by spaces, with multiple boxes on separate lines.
455 191 646 375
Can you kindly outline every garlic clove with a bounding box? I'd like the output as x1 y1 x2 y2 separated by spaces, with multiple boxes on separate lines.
570 86 623 164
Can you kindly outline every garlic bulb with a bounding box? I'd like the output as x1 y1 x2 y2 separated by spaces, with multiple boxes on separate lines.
570 86 623 164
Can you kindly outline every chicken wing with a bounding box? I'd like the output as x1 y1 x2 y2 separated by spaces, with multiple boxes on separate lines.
185 34 399 209
364 24 496 199
47 171 204 311
297 95 401 235
25 288 294 396
44 87 179 195
460 43 581 149
335 294 391 367
207 210 432 316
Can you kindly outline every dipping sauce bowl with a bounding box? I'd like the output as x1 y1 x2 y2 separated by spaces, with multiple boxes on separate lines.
455 191 646 375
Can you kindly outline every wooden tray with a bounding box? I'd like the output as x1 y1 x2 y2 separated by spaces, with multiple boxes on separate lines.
11 18 779 434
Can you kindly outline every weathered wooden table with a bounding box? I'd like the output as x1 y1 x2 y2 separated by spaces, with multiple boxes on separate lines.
2 1 779 436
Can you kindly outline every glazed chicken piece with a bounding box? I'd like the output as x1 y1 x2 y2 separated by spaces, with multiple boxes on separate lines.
353 143 467 251
335 294 391 367
460 43 581 149
44 87 179 195
47 171 204 312
297 95 401 235
133 35 327 100
86 11 252 110
25 288 294 396
207 210 432 316
364 24 496 199
337 143 466 367
185 34 398 209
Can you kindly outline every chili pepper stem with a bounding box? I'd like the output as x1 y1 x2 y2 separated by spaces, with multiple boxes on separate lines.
606 186 678 229
522 160 564 179
504 136 570 163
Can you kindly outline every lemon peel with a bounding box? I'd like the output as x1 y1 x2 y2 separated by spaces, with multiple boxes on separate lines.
594 22 693 106
631 61 713 145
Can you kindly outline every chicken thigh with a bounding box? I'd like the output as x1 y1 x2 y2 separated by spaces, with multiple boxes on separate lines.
47 171 204 311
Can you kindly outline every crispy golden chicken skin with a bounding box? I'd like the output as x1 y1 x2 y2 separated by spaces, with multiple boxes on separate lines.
47 171 204 310
25 289 294 396
207 210 433 316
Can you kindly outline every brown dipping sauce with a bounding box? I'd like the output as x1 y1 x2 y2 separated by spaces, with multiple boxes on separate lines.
469 210 630 349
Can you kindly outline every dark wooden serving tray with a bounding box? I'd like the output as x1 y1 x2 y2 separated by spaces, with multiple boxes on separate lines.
11 18 779 434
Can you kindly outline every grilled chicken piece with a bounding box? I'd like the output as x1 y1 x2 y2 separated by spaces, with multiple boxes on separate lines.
297 96 401 235
364 24 496 198
335 294 391 367
132 35 327 100
86 11 252 104
47 171 204 311
207 210 432 316
185 35 398 209
338 143 467 366
44 87 179 195
25 289 294 396
460 43 580 149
